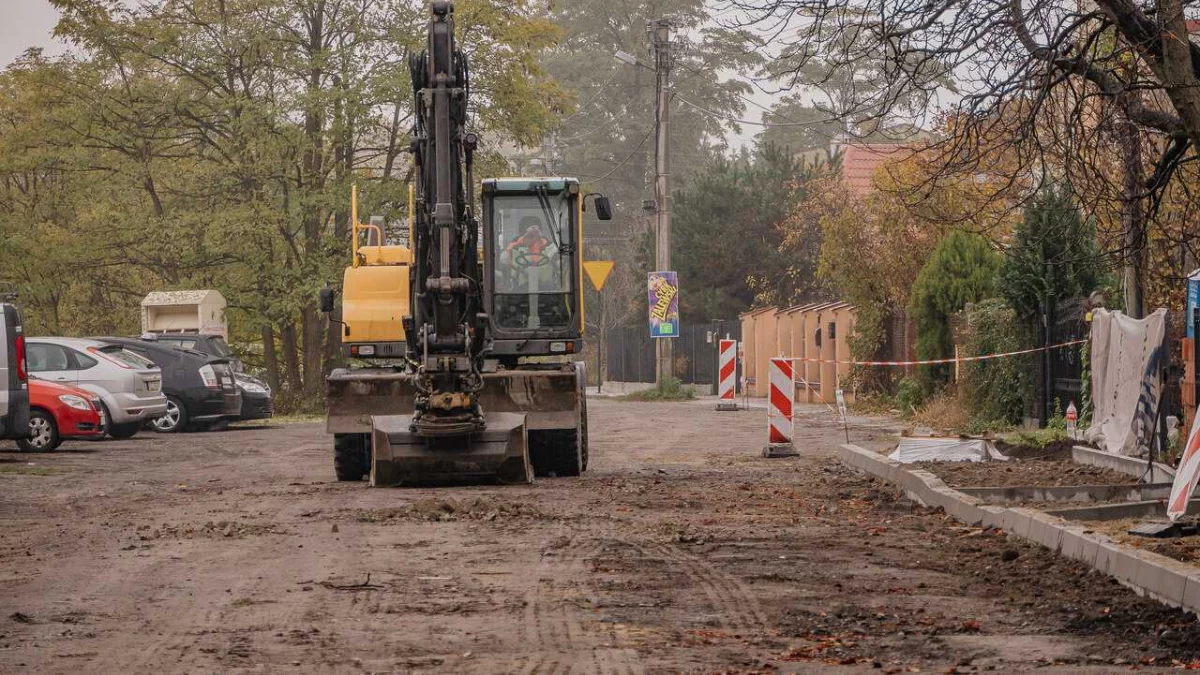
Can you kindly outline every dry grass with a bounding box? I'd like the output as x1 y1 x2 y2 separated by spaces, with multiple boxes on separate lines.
909 387 971 434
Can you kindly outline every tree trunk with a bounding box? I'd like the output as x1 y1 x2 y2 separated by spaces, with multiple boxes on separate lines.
1118 97 1146 319
299 0 327 397
280 319 303 394
1155 0 1200 147
261 323 281 393
301 306 322 395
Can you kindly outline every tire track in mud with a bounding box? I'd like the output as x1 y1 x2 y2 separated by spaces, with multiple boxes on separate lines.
499 537 644 675
638 542 770 636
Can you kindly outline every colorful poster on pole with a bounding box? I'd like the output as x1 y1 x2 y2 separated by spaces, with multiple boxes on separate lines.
1188 268 1200 338
647 271 680 338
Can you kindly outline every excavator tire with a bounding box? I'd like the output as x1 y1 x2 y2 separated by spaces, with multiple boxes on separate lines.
531 429 583 477
580 392 589 472
334 433 369 481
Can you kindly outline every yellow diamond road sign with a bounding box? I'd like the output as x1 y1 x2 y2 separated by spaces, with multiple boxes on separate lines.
583 260 615 291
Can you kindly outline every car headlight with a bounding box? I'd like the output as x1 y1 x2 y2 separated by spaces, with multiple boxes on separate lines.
239 381 268 394
58 394 91 411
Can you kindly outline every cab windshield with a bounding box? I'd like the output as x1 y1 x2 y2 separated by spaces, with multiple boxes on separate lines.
492 190 574 330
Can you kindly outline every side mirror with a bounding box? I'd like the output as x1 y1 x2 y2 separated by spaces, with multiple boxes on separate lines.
319 287 336 314
594 196 613 221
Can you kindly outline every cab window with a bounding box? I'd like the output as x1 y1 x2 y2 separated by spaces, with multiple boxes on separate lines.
491 190 575 330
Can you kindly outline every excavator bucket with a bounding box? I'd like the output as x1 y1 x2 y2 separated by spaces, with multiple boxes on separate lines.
368 411 531 486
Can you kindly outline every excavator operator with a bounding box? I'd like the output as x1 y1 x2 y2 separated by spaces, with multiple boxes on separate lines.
505 216 553 267
497 214 569 329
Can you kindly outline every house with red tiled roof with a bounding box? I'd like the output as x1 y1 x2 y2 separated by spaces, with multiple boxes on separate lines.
835 142 909 195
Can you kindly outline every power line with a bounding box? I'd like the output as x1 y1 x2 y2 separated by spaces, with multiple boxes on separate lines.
562 67 624 122
674 95 838 129
585 125 657 183
668 55 845 141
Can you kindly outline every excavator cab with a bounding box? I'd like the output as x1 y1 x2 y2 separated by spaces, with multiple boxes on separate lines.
482 178 609 362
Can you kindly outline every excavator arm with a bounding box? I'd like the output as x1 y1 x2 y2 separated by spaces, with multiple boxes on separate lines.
338 0 531 484
406 1 490 437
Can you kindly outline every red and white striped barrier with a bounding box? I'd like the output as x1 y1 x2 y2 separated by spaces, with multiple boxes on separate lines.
717 339 737 410
763 357 798 457
1168 408 1200 521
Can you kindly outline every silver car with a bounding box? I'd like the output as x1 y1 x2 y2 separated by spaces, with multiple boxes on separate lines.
25 337 167 439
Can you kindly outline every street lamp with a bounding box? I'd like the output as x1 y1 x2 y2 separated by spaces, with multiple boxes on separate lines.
613 50 651 70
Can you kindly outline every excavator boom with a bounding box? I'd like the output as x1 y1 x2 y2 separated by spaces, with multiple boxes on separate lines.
364 0 529 485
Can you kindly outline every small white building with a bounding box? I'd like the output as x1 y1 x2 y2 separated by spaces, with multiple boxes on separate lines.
140 290 228 338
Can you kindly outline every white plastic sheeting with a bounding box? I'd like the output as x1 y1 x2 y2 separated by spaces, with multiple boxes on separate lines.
888 438 1008 464
1085 308 1167 457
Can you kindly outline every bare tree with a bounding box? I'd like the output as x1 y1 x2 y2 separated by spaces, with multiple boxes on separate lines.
724 0 1200 316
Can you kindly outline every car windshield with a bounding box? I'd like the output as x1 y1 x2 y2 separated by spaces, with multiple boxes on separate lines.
98 345 156 369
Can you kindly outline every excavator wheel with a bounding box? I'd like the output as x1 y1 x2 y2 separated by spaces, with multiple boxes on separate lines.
334 433 370 481
531 429 583 477
580 390 589 472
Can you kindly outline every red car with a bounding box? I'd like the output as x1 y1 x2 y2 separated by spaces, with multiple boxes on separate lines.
17 379 104 452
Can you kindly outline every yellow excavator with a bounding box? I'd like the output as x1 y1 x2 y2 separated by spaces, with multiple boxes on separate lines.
321 0 612 485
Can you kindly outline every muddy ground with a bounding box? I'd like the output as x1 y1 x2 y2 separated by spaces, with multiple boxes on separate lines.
2 399 1199 674
912 447 1135 489
1084 518 1200 566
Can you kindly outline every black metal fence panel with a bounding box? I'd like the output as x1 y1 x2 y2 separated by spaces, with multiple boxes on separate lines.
603 321 742 384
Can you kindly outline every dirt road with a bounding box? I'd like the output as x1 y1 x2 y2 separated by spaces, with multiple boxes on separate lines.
2 398 1199 674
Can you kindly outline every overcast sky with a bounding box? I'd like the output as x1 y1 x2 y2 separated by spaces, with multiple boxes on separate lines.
1 0 64 66
0 0 767 147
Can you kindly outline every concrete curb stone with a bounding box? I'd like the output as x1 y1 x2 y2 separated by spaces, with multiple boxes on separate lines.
837 443 1199 615
1057 526 1101 567
1072 445 1175 482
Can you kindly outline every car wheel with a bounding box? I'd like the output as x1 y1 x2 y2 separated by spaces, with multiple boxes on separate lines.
98 402 112 436
17 410 60 452
107 422 141 439
152 396 189 434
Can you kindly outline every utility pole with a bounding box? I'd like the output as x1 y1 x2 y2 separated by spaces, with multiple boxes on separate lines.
652 18 673 385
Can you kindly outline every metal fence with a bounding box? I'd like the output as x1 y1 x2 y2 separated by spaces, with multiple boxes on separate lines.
1046 297 1089 418
603 321 742 385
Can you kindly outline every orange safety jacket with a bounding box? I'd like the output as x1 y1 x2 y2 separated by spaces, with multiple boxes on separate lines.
505 234 551 264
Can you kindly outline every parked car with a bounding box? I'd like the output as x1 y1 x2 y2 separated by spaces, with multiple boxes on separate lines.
0 301 29 441
234 373 273 421
143 333 243 372
25 337 165 439
131 333 272 422
18 378 104 451
99 338 241 433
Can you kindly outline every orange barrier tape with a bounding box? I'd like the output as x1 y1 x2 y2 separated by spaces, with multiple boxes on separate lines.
783 339 1088 367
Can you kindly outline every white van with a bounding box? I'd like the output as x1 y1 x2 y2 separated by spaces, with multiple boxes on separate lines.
0 302 30 440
